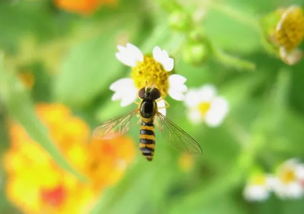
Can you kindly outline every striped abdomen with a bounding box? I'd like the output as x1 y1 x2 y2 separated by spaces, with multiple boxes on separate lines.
139 117 155 161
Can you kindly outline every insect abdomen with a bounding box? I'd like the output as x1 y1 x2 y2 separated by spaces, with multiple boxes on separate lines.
140 118 155 161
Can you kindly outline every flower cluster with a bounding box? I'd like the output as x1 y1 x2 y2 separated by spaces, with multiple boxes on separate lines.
111 43 229 127
269 6 304 65
244 159 304 202
4 103 135 214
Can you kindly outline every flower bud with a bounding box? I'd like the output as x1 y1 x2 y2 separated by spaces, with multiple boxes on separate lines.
169 10 192 31
182 41 209 65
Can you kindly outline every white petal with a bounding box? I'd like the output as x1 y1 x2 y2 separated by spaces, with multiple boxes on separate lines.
187 109 202 124
296 165 304 180
198 84 217 102
126 43 144 61
205 113 223 127
205 97 229 127
273 181 304 199
185 84 217 107
157 99 166 116
168 74 187 101
266 175 278 189
211 97 229 115
109 78 137 107
115 43 144 67
184 89 202 108
243 185 270 201
279 48 302 65
152 46 174 71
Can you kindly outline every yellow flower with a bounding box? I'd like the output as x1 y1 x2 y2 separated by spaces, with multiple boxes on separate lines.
55 0 115 15
4 103 135 214
178 153 194 172
271 6 304 64
86 136 135 190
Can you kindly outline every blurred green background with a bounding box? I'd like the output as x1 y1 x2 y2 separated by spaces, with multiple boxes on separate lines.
0 0 304 213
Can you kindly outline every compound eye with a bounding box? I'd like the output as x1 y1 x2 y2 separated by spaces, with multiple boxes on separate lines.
150 88 161 99
138 88 146 99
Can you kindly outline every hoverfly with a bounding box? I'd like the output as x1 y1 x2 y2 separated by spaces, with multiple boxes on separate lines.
93 87 202 161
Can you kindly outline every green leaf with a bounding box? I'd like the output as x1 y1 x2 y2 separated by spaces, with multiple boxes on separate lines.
203 7 260 54
169 193 246 214
0 54 86 181
91 146 178 214
54 19 139 108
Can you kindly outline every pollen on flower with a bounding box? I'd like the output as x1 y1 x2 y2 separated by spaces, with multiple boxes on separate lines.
198 102 211 117
250 175 267 186
112 43 187 105
131 56 169 97
280 168 296 184
273 7 304 51
178 153 194 172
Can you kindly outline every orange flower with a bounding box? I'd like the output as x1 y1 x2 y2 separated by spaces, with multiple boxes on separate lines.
87 136 135 190
4 103 135 214
55 0 116 15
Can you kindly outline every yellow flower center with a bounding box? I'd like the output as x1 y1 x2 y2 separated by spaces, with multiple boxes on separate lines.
131 56 169 97
273 7 304 51
251 175 267 186
280 168 296 184
179 153 194 172
198 102 211 116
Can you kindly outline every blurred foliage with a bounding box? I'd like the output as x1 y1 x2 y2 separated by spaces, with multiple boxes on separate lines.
0 0 304 213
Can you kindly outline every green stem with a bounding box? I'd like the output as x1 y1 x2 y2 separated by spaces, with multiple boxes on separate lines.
212 45 256 71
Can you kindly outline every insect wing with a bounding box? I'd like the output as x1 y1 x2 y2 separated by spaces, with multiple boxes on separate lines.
93 110 137 139
156 112 202 154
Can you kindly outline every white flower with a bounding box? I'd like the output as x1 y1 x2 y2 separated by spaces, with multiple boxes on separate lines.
243 174 273 202
272 159 304 199
110 43 187 110
184 84 229 127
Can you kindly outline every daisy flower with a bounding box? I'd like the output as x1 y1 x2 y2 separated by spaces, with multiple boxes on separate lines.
272 6 304 65
243 173 274 202
110 43 188 115
272 159 304 199
184 84 229 127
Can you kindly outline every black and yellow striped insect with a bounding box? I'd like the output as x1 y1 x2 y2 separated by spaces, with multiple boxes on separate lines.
93 87 202 161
